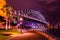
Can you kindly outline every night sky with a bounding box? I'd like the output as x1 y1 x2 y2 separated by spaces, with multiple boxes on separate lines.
6 0 60 24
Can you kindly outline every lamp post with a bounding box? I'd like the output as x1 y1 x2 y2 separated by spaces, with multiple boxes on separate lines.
16 17 23 34
19 17 23 34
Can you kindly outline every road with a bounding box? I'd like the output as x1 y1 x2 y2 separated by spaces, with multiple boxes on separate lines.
7 30 56 40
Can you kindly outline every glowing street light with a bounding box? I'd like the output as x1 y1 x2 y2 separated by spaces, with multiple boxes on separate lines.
19 17 23 21
19 17 23 34
16 17 23 34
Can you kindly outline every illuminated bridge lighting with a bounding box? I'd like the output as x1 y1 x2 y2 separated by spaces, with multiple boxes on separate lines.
13 9 47 24
6 9 48 32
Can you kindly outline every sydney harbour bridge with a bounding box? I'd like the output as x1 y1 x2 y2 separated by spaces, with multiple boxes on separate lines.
5 0 48 32
6 9 48 32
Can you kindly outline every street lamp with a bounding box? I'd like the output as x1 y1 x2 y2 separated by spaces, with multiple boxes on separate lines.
16 17 23 34
19 17 23 34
